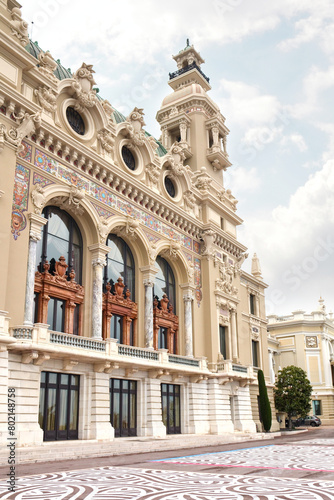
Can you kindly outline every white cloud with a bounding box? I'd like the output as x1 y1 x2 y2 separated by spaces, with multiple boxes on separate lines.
280 133 308 152
226 166 261 194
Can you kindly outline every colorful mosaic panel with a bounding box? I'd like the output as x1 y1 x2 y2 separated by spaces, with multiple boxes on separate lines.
143 213 161 232
35 149 58 174
194 257 201 287
11 164 30 240
182 251 192 262
143 230 161 245
91 202 115 219
183 235 192 250
90 183 112 206
33 172 54 187
162 223 180 241
18 141 32 162
117 199 141 218
58 166 89 192
193 240 201 254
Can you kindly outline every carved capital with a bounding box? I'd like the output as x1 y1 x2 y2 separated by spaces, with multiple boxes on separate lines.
92 257 106 268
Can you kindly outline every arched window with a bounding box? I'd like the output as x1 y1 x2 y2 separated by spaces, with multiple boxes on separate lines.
37 206 83 283
154 256 176 312
104 235 135 297
153 256 178 353
103 235 137 344
34 206 84 335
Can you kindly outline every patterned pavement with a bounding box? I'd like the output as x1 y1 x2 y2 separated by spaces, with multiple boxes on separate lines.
0 466 334 500
153 444 334 472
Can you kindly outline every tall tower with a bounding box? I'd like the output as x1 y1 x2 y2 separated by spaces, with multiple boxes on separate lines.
156 41 231 187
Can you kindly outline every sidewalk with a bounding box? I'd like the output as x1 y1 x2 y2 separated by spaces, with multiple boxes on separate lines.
0 430 289 466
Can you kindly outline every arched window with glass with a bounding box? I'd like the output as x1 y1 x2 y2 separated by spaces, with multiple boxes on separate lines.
153 256 178 353
34 206 84 335
103 234 137 345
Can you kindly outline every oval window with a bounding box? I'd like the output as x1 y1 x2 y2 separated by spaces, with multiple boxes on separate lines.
121 146 136 171
66 107 85 135
164 176 176 198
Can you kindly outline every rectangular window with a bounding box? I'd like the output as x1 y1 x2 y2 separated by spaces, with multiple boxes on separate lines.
312 400 322 415
47 297 65 332
220 217 224 230
250 294 256 315
158 327 168 349
219 325 227 359
161 383 181 434
252 340 259 367
110 314 123 343
110 378 137 437
39 371 79 441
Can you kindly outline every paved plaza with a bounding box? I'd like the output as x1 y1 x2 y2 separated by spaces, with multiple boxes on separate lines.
0 430 333 499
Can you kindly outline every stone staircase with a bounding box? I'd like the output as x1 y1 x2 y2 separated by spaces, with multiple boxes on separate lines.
0 431 281 466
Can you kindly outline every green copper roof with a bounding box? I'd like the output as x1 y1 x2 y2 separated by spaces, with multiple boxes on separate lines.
24 40 166 157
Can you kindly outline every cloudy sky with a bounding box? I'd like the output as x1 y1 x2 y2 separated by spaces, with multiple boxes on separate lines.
22 0 334 316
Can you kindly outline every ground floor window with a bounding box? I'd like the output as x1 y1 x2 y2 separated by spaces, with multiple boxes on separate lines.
312 399 322 415
161 383 181 434
39 371 79 441
110 378 137 437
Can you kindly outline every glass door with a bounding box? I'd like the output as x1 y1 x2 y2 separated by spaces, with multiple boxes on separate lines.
161 384 181 434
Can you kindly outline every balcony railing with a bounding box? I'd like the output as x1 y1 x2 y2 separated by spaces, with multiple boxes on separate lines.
168 354 200 367
50 332 106 352
12 327 33 339
118 345 159 361
169 62 210 83
232 364 248 373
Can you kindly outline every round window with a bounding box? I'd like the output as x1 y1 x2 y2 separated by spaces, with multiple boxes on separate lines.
122 146 136 171
164 176 176 198
66 107 85 135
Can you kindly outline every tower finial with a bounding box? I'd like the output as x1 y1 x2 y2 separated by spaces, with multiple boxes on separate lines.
186 38 190 47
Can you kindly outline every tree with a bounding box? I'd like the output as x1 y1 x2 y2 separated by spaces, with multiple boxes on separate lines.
257 369 272 432
274 365 312 430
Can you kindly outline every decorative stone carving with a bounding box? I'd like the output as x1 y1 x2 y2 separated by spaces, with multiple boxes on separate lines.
306 336 318 348
97 217 109 244
161 241 181 260
165 142 186 177
115 216 140 240
123 107 146 146
194 166 212 192
216 262 238 298
145 163 160 188
201 228 215 258
37 51 58 83
34 87 58 113
218 188 238 211
183 190 196 212
101 99 113 118
53 186 86 216
10 7 29 46
5 112 41 153
235 252 248 273
148 244 158 265
97 129 114 153
0 124 5 154
31 184 46 214
71 63 98 112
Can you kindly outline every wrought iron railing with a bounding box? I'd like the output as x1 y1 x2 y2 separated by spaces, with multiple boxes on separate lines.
118 345 159 361
50 332 106 351
168 354 200 367
169 62 210 83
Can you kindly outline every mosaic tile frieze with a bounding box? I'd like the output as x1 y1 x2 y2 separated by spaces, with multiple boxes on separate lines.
33 172 54 188
18 141 32 162
11 164 30 240
91 202 115 219
33 149 202 254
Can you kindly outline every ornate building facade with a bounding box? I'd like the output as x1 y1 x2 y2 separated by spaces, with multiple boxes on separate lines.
268 298 334 425
0 0 279 449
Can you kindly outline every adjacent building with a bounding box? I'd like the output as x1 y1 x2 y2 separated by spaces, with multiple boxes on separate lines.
0 0 279 451
268 298 334 425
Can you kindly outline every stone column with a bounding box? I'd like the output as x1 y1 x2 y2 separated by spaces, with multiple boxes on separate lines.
89 244 110 339
321 334 332 387
23 214 47 326
180 285 195 357
140 266 158 349
230 308 238 362
212 126 219 146
179 121 187 142
268 349 275 384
